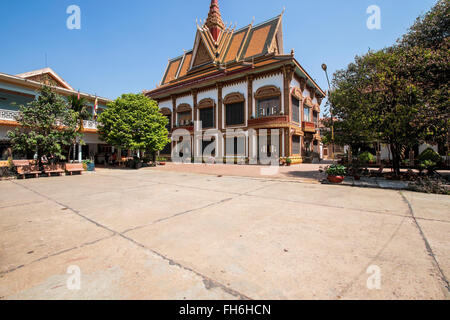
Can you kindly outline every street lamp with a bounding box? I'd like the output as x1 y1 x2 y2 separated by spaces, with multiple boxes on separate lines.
321 63 335 162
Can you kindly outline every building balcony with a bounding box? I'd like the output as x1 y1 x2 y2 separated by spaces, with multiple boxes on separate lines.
0 110 99 132
302 121 316 133
248 115 289 128
0 109 19 122
83 120 98 131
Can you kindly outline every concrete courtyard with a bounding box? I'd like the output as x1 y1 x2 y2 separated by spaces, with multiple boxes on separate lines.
0 167 449 300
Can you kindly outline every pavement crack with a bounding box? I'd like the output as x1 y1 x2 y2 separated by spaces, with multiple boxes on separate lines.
0 235 114 276
119 233 252 300
399 191 450 294
8 180 251 300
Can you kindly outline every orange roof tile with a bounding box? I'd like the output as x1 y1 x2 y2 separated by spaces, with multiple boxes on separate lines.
162 59 182 84
178 52 193 78
244 25 272 58
223 31 246 62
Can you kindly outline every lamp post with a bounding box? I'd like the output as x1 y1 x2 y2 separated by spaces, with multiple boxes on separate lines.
321 63 335 162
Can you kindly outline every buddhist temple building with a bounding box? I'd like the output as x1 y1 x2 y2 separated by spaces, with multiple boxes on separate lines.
146 0 326 164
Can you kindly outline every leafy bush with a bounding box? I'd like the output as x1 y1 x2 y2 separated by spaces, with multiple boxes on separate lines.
418 148 442 165
409 176 449 195
419 159 437 171
286 157 292 165
326 165 347 176
358 152 375 164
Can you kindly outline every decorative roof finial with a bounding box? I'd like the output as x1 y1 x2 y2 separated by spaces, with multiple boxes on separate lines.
205 0 225 41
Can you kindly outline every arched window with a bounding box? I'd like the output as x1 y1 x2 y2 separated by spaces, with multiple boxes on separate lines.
291 87 303 124
223 92 245 127
255 86 281 118
198 98 215 129
176 104 192 127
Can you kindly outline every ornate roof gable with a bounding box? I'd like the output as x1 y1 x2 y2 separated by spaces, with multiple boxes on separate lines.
159 1 285 86
16 67 74 90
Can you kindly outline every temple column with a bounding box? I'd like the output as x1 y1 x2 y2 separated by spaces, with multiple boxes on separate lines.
217 82 223 159
78 143 82 162
217 82 223 131
171 95 177 156
283 66 294 119
287 129 292 158
192 89 198 122
247 75 253 119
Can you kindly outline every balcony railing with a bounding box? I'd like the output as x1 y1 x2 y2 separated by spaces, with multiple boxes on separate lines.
0 109 98 131
248 115 289 126
302 121 316 133
83 120 98 130
0 109 19 122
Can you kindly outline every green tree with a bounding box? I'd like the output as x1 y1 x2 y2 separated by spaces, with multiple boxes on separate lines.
328 0 449 176
8 86 81 168
67 95 92 129
98 93 170 160
67 95 92 161
399 0 449 49
397 0 450 146
330 49 426 176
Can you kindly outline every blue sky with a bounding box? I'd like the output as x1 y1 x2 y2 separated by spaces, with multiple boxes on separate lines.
0 0 437 101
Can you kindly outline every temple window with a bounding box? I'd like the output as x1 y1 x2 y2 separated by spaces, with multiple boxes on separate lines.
226 102 245 126
303 106 311 122
226 136 245 156
292 135 301 155
292 96 300 123
257 97 279 117
202 137 216 156
178 111 191 126
165 115 172 131
200 107 214 128
224 92 245 127
254 86 281 118
313 111 318 124
198 98 216 129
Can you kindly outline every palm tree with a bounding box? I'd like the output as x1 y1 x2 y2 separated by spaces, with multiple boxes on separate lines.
67 95 92 129
67 95 92 162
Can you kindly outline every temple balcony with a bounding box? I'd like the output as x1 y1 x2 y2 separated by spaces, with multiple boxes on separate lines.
302 121 316 133
248 115 289 128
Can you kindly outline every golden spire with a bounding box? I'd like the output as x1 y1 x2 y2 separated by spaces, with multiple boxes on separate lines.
205 0 225 41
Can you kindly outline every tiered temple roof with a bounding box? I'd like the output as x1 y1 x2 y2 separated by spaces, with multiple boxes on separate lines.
159 1 284 86
147 0 324 100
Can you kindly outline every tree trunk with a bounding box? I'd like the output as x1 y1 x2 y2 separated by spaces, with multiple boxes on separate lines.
390 143 401 177
37 149 43 171
68 145 72 163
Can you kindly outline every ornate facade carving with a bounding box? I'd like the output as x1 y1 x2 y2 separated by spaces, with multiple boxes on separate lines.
254 85 281 99
198 98 216 109
177 103 192 113
223 92 245 104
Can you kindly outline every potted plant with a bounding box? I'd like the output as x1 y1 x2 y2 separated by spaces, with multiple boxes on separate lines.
286 157 292 166
326 164 346 183
358 152 375 166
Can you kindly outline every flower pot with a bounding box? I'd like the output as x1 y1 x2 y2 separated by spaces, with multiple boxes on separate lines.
327 175 344 183
87 163 95 172
159 162 166 166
